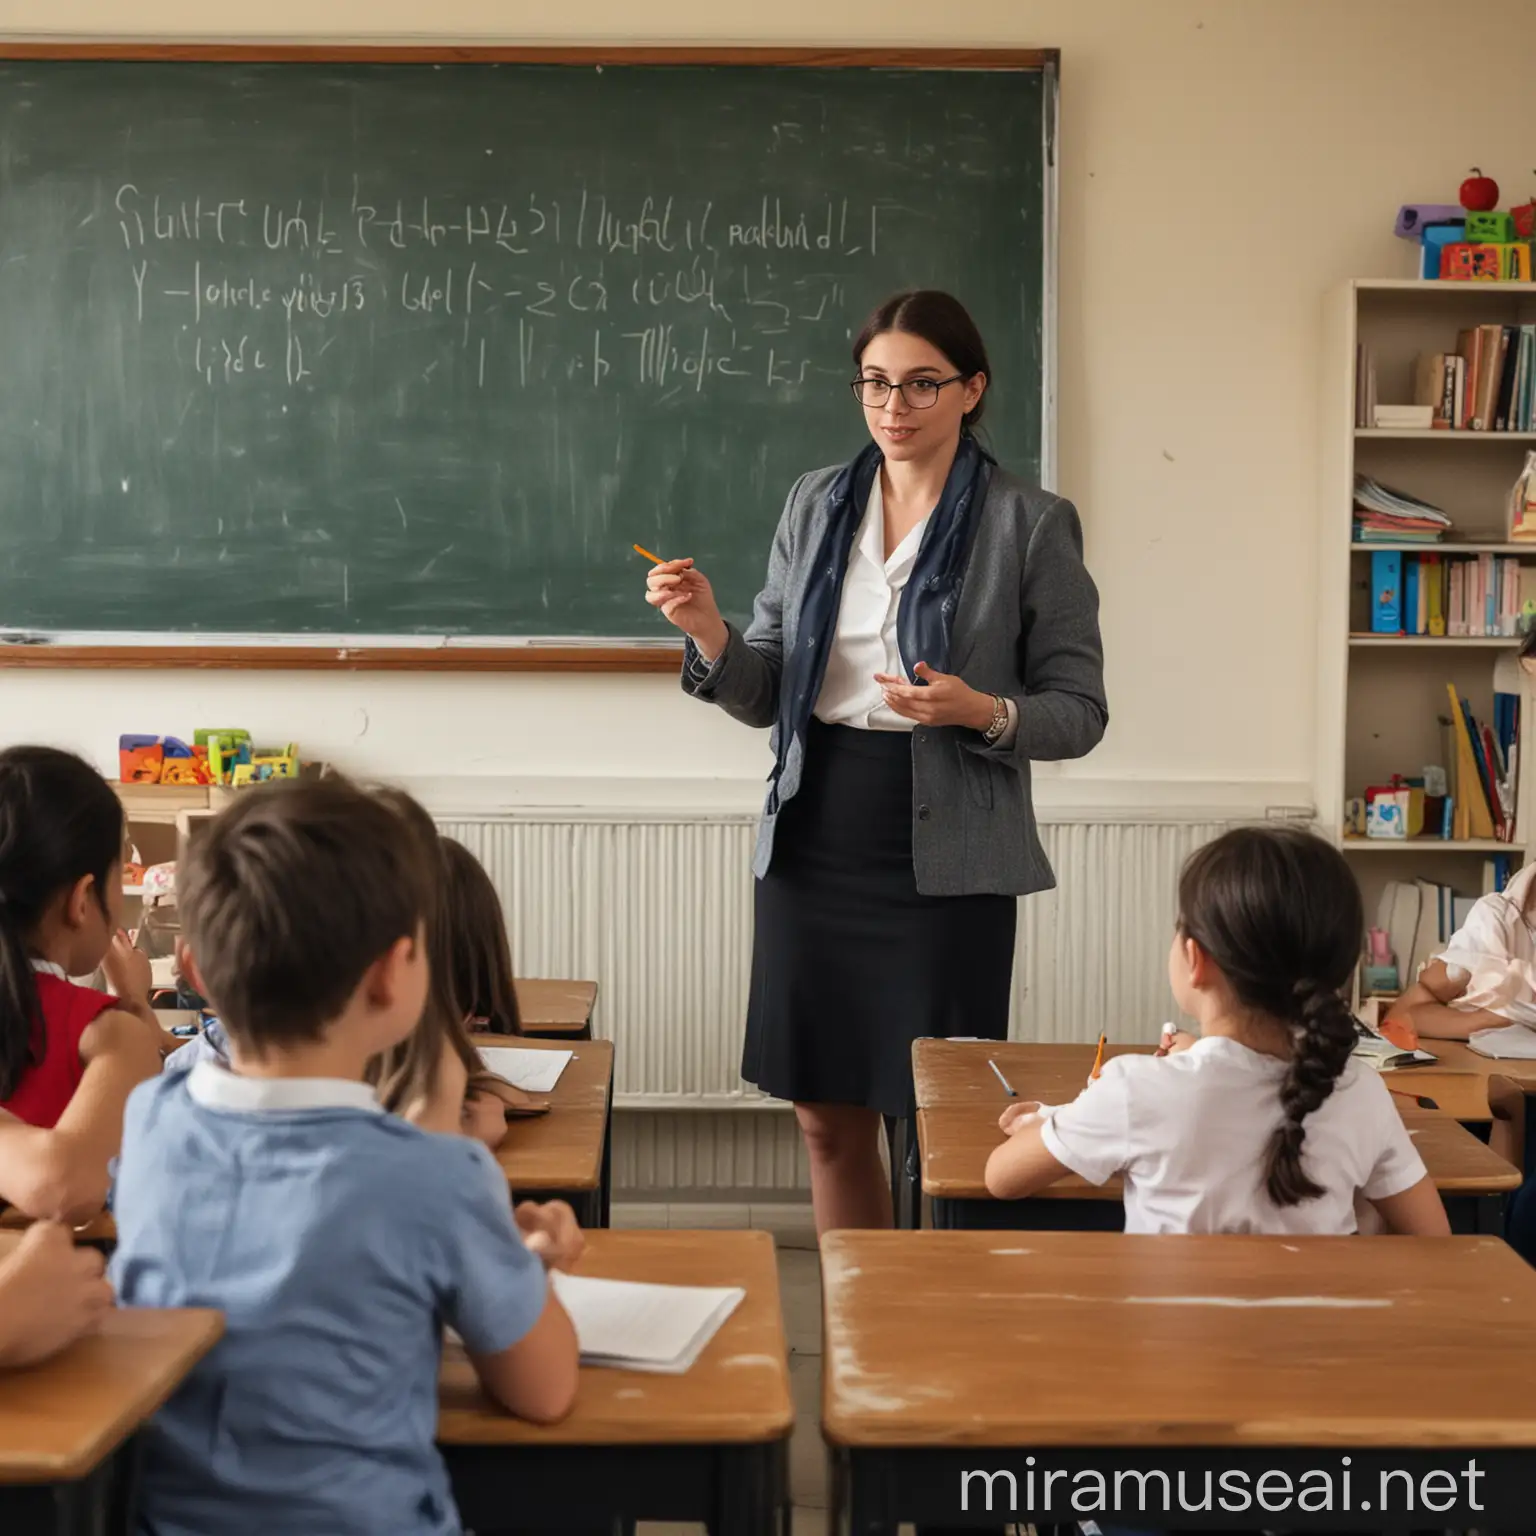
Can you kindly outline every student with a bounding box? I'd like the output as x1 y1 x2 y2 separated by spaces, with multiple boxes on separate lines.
985 826 1450 1236
443 837 522 1035
0 1219 115 1367
110 777 581 1536
367 791 529 1148
0 746 163 1222
1383 862 1536 1042
166 794 526 1148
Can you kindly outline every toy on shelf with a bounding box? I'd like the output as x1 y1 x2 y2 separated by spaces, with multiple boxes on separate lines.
194 729 253 786
231 744 300 787
118 735 213 786
1394 169 1536 281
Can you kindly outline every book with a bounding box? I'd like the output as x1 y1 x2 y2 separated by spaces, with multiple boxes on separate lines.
1497 324 1521 431
549 1271 745 1374
1447 682 1496 838
477 1046 573 1094
1351 1028 1439 1070
1458 328 1483 428
1371 551 1402 633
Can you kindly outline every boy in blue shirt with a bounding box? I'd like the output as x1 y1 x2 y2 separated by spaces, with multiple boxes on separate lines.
111 777 580 1536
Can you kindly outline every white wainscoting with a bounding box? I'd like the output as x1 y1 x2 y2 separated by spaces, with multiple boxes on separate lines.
438 804 1243 1195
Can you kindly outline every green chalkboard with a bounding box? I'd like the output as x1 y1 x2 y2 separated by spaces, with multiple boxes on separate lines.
0 56 1051 639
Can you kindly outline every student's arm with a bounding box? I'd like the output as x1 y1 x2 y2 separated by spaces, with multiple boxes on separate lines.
986 1070 1135 1201
984 1117 1073 1199
0 1009 162 1223
1384 960 1505 1041
439 1144 581 1426
1360 1079 1451 1235
0 1221 115 1369
1369 1175 1452 1236
468 1289 580 1424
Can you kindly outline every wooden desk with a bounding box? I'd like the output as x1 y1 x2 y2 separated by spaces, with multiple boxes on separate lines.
439 1229 790 1536
822 1230 1536 1525
912 1038 1150 1111
918 1074 1522 1235
514 978 599 1040
0 1298 222 1536
475 1036 614 1229
1376 1038 1532 1124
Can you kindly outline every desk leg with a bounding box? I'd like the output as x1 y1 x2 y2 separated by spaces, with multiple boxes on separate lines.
709 1444 784 1536
600 1085 614 1230
846 1451 897 1536
1476 1193 1506 1236
883 1115 920 1231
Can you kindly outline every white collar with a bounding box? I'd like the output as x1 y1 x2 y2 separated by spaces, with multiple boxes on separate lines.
860 474 927 580
187 1060 383 1114
30 959 68 980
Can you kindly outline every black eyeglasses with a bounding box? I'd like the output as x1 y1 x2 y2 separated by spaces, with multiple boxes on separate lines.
849 375 964 410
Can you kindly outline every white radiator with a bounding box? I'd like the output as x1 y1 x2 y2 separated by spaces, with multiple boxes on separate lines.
437 813 1231 1107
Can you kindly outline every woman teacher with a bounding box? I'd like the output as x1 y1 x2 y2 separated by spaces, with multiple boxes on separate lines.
645 290 1107 1234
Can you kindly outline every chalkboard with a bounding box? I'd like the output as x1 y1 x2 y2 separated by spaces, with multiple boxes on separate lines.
0 50 1053 648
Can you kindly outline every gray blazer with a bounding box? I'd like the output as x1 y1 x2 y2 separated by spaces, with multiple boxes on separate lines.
682 463 1108 897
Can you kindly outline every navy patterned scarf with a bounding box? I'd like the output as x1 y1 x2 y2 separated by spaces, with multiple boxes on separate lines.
770 432 993 805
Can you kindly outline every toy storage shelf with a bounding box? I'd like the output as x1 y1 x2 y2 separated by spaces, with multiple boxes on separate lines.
1318 280 1536 997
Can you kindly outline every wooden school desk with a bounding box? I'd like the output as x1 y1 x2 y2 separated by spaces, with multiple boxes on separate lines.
0 1233 222 1536
918 1102 1521 1235
475 1035 614 1229
439 1228 791 1536
901 1039 1152 1228
514 978 599 1040
822 1230 1536 1529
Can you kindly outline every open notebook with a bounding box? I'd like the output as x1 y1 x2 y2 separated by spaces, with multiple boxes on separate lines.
1351 1029 1437 1071
550 1272 745 1374
477 1047 572 1094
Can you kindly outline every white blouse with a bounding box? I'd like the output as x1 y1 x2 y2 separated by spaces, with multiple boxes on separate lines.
813 478 1018 744
814 477 927 731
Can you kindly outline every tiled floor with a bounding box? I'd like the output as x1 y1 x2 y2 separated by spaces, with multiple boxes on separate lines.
637 1240 828 1536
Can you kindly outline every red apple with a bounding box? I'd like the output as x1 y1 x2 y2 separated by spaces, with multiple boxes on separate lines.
1460 167 1500 212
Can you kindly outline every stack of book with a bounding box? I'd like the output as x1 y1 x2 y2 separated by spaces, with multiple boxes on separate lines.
1376 551 1532 636
1415 325 1536 432
1353 476 1451 544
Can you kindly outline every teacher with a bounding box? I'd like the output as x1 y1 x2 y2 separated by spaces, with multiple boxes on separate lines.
645 290 1107 1233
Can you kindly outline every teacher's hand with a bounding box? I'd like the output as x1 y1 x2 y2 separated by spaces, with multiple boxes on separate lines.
875 662 995 730
645 558 729 661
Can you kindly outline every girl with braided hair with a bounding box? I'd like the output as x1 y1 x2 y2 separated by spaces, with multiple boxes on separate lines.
985 825 1450 1235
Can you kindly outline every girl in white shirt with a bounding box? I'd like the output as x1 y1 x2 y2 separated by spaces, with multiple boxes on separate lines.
985 825 1450 1236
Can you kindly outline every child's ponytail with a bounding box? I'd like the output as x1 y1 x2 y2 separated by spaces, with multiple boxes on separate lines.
0 748 125 1098
1175 825 1363 1210
1265 978 1358 1207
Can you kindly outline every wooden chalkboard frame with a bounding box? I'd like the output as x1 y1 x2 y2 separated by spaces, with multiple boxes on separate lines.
0 43 1059 673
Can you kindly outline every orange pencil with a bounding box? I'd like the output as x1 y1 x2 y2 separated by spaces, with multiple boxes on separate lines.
1090 1031 1106 1080
633 544 665 564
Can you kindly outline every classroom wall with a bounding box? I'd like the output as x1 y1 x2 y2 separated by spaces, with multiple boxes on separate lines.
3 0 1534 811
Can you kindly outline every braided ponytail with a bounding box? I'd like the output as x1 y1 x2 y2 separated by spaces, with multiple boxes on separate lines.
1265 978 1359 1206
1176 825 1364 1210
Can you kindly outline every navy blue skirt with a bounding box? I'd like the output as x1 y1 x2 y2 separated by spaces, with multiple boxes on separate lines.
742 718 1017 1117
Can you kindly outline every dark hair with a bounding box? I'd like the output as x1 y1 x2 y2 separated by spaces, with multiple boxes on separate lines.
179 776 430 1053
1175 825 1363 1208
443 839 521 1036
852 289 992 430
0 747 124 1097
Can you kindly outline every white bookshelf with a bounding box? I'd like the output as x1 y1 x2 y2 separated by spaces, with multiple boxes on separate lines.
1318 280 1536 959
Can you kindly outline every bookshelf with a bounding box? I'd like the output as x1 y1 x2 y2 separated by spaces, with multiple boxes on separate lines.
1318 280 1536 988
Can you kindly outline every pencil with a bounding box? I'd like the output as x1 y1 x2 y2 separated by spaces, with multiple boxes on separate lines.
987 1057 1016 1097
1091 1031 1107 1080
1387 1087 1439 1111
633 544 665 564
